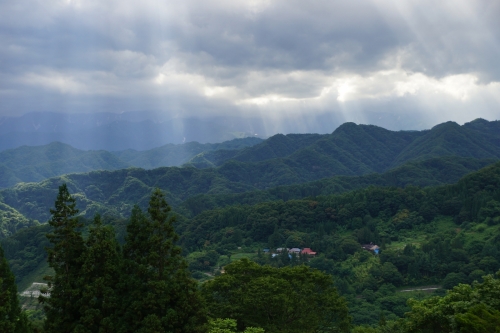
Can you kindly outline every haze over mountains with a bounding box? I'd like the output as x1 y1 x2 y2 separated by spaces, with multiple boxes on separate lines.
1 118 499 190
0 138 263 189
0 118 499 237
0 112 268 151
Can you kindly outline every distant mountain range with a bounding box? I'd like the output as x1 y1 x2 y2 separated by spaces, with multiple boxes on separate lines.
0 138 263 189
188 119 500 171
2 118 499 189
0 112 268 151
0 118 499 236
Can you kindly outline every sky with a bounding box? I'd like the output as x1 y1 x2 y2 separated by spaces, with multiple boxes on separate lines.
1 0 499 132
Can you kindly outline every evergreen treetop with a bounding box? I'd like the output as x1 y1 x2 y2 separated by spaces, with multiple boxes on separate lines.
41 183 85 333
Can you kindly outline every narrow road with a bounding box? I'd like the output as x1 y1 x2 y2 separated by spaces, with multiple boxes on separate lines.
399 285 441 292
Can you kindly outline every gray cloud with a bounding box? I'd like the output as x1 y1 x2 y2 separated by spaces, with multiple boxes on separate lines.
0 0 499 131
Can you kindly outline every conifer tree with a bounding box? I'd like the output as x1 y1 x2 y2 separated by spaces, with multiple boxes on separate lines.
0 244 30 333
74 214 121 333
119 188 206 333
40 183 85 333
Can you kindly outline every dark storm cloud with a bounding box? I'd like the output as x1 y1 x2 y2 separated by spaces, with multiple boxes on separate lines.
0 0 498 130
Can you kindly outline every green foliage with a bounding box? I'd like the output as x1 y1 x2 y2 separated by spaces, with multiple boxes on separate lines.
201 258 351 333
0 224 51 287
454 304 500 333
73 214 121 333
118 189 206 333
0 244 31 333
0 202 38 238
40 183 85 333
398 272 500 332
208 318 265 333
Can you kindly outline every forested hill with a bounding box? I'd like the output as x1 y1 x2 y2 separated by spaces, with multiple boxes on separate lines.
113 136 263 169
176 159 500 251
1 119 499 191
186 133 324 168
178 156 497 217
0 142 129 189
187 119 500 174
0 156 495 237
0 137 263 189
0 118 499 236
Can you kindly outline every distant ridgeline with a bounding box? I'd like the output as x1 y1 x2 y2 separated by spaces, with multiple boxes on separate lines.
1 118 499 191
0 137 263 189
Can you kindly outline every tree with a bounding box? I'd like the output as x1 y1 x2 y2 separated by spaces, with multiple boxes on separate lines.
401 272 500 332
74 214 121 333
208 318 264 333
119 188 206 333
380 262 403 287
201 258 351 333
442 272 468 290
0 243 30 333
454 304 500 333
41 183 85 333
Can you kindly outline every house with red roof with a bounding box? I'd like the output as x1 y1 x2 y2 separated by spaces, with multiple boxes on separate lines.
301 248 317 256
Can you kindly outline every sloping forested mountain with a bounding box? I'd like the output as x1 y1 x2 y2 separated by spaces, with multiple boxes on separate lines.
0 138 263 189
392 120 500 166
2 119 499 191
186 133 324 168
0 119 499 236
176 160 500 251
187 119 500 174
178 156 497 217
0 142 129 189
0 155 495 237
113 137 263 169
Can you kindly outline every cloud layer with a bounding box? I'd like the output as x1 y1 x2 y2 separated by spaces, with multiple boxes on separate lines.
1 0 499 131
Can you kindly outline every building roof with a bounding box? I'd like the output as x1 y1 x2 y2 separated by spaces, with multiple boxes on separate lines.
301 248 317 255
361 244 380 251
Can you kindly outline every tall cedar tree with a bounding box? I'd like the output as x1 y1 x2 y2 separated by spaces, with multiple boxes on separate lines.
74 214 121 333
119 188 206 333
40 183 85 333
0 244 30 333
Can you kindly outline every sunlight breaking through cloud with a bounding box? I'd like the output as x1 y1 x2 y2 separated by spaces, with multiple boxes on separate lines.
0 0 498 130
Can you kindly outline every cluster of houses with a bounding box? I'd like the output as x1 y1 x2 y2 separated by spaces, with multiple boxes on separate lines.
263 247 317 259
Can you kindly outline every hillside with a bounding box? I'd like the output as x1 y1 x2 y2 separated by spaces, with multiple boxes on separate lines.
187 119 500 178
0 142 129 189
3 158 500 327
113 137 263 169
178 156 496 217
0 138 263 189
177 159 500 250
0 155 495 236
186 133 324 167
2 119 499 192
